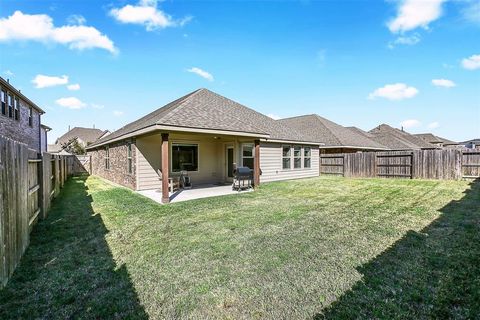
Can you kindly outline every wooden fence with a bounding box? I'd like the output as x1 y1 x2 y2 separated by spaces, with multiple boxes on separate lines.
0 136 76 287
320 149 480 180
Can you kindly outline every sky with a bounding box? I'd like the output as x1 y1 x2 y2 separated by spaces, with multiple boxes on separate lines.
1 0 479 143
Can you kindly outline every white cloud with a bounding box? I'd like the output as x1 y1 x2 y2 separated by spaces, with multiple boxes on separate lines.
4 70 14 77
55 97 86 109
0 11 117 53
267 113 282 120
113 110 124 116
388 33 421 48
110 0 191 31
67 14 86 25
67 83 80 91
368 83 419 101
462 54 480 70
187 67 214 81
388 0 446 33
400 119 422 129
91 103 105 109
462 0 480 24
427 121 440 129
432 78 456 88
32 74 68 88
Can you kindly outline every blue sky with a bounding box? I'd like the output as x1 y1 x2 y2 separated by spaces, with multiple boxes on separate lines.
1 0 479 142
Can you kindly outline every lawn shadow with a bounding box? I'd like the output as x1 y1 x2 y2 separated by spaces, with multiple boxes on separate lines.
317 178 480 319
0 175 148 319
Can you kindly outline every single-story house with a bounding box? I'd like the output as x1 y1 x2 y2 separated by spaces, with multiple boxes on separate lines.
49 126 110 154
86 89 323 203
413 133 460 149
462 138 480 150
277 114 388 153
367 124 438 150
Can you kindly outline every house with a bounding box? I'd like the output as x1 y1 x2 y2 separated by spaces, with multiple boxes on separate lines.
86 88 322 203
40 124 51 153
0 77 45 151
277 114 388 153
367 124 438 150
462 138 480 150
49 126 110 154
413 133 460 148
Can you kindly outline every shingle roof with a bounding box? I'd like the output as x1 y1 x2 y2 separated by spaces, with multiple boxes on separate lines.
413 133 458 145
368 124 438 150
56 127 109 145
461 138 480 144
89 88 318 148
277 115 388 150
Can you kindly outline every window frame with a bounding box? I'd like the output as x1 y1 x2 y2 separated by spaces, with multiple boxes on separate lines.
282 145 292 170
28 107 33 127
14 97 19 121
171 143 199 173
105 146 110 170
241 143 255 169
1 89 6 116
304 147 312 169
7 93 13 118
127 143 133 174
293 146 302 169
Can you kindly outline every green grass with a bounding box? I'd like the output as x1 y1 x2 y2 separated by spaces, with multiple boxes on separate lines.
1 175 479 319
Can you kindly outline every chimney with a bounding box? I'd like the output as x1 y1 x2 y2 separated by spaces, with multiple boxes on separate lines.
401 126 404 132
7 79 9 83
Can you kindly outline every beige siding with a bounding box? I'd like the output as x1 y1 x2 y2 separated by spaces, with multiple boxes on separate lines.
260 142 319 183
136 135 162 190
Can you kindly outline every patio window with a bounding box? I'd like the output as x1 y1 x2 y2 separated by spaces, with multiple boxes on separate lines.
14 97 19 121
1 89 6 115
127 143 133 174
105 146 110 170
282 146 291 170
304 147 311 168
172 144 198 172
293 146 302 169
242 143 254 169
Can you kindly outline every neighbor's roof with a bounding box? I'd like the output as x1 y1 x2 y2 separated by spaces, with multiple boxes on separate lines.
461 138 480 144
0 76 45 114
368 124 438 150
277 115 388 150
56 127 109 145
89 88 318 148
414 133 458 145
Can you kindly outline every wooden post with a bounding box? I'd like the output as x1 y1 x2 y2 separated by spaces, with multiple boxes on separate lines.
254 140 260 187
161 133 170 204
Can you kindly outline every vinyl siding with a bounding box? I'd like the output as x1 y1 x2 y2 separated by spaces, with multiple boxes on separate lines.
136 134 162 190
259 142 319 183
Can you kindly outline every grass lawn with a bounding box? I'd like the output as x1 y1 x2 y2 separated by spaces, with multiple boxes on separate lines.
1 175 479 319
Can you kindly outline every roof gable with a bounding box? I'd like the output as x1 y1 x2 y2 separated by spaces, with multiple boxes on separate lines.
369 124 438 149
56 127 108 145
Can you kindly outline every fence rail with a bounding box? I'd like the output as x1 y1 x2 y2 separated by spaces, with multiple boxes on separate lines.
320 149 480 180
0 136 89 287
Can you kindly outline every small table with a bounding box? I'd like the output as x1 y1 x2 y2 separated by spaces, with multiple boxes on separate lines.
168 177 180 193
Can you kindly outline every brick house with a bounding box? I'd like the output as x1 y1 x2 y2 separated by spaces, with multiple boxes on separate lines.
0 77 45 151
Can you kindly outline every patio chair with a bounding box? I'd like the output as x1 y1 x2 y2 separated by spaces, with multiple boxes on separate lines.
180 170 192 189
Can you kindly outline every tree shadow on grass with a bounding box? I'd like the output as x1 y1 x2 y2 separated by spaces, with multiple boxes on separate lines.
317 179 480 319
0 175 148 319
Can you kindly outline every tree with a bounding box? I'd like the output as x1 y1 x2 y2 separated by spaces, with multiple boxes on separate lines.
61 137 86 155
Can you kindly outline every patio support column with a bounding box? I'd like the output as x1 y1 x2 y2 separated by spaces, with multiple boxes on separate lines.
161 133 170 204
254 139 260 187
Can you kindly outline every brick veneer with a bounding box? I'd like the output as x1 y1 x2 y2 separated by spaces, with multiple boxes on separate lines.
88 139 136 190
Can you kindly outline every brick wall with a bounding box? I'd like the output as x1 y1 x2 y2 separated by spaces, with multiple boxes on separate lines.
88 139 136 190
0 99 41 151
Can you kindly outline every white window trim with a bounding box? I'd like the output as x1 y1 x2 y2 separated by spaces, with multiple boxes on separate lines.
282 145 314 171
171 143 200 173
293 145 302 170
282 145 292 170
241 143 254 168
127 143 133 174
105 146 110 170
304 147 312 169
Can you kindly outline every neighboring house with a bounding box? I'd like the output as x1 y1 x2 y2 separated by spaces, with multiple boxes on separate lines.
50 126 110 154
367 124 438 150
40 124 51 153
0 77 45 151
462 138 480 150
278 114 388 153
86 88 322 203
413 133 460 148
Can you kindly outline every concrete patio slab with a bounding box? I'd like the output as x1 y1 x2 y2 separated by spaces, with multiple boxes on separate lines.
137 184 253 203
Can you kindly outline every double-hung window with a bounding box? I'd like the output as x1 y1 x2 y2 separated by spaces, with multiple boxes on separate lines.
28 107 33 127
14 98 19 121
282 146 291 170
105 146 110 170
293 146 302 169
242 143 254 169
1 90 6 115
127 143 133 174
304 147 311 168
7 94 13 118
172 144 198 172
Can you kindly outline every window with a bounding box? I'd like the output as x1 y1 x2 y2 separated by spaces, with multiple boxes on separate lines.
282 146 291 170
14 98 19 121
172 144 198 172
242 143 254 169
8 94 13 118
293 146 302 169
1 90 5 115
127 143 133 174
304 147 311 168
28 107 33 127
105 146 110 170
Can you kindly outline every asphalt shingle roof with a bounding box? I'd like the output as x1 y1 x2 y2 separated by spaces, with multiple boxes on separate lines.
56 127 109 145
90 89 317 148
413 133 458 145
277 115 387 149
368 124 438 150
